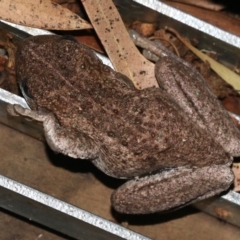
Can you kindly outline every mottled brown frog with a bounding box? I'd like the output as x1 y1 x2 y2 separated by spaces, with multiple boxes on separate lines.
10 35 240 214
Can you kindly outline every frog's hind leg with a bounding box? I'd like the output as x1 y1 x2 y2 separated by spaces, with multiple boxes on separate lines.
111 165 233 214
156 56 240 156
8 104 99 159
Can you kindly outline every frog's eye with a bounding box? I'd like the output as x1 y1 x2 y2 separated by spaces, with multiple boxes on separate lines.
19 77 39 110
19 77 33 99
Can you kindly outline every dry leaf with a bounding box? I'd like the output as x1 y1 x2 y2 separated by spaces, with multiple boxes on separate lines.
167 27 240 91
75 34 105 53
233 163 240 191
0 0 92 30
81 0 157 89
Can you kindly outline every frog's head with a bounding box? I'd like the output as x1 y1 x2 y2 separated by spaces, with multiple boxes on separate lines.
16 35 79 112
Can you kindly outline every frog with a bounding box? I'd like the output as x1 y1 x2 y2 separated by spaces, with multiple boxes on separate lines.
9 35 240 214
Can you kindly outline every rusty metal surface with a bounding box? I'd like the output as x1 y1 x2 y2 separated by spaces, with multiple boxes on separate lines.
194 191 240 227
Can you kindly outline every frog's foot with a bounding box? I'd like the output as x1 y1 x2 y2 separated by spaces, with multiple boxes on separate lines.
8 104 99 160
7 104 47 121
111 165 234 214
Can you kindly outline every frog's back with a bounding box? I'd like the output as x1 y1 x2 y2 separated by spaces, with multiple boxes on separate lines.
16 35 230 179
92 87 230 178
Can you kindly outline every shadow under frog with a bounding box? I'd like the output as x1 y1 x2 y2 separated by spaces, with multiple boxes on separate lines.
9 35 240 214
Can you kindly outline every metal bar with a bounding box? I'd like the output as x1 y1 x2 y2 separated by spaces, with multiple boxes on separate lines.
0 175 150 240
134 0 240 48
194 191 240 227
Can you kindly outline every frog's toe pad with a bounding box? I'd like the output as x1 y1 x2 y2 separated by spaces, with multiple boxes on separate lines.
7 104 20 117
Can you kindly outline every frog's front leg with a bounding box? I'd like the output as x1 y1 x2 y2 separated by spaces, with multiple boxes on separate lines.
111 165 234 214
7 104 99 159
